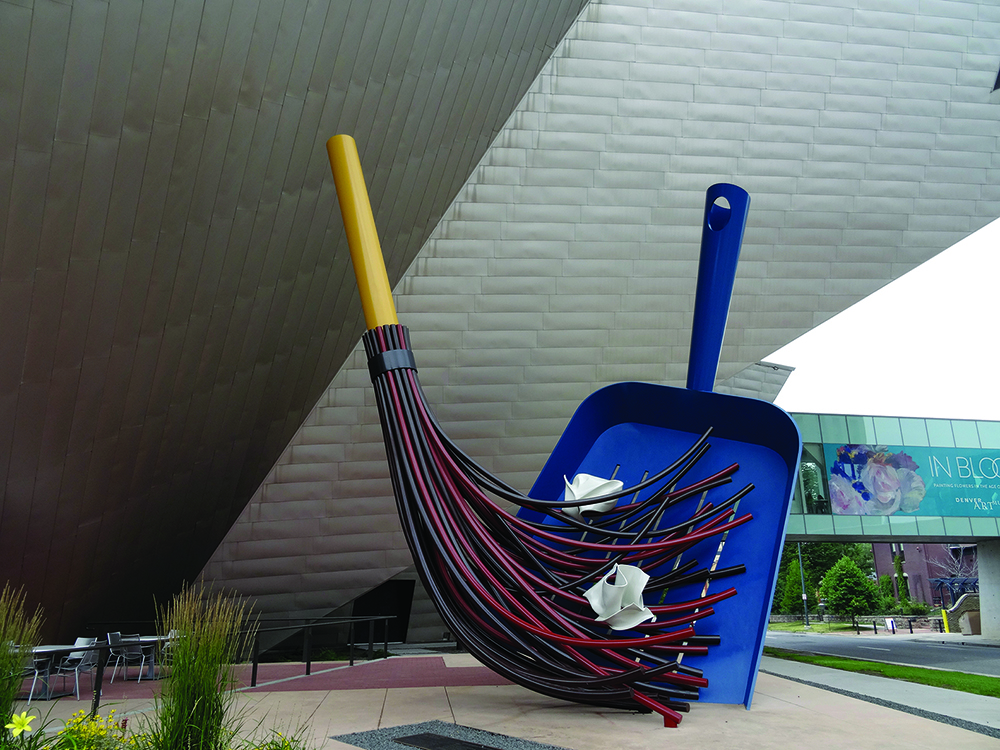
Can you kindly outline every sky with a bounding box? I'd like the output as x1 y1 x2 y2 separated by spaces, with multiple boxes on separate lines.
766 216 1000 422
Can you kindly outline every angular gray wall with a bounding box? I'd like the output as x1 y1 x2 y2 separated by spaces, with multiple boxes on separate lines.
0 0 589 639
204 0 1000 624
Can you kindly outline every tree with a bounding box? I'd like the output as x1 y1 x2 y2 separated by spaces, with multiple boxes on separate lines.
773 542 873 613
779 556 810 615
819 556 878 625
929 544 978 578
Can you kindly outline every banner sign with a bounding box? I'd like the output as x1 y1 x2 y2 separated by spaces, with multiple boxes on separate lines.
823 443 1000 517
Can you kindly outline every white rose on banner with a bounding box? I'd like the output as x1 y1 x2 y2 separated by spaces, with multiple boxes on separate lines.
562 473 623 520
584 564 656 630
830 445 927 516
897 468 927 513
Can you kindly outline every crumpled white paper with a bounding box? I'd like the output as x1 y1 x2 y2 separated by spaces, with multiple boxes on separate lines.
584 563 656 630
562 473 622 520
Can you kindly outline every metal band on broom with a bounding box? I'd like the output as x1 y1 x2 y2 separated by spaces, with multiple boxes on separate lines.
326 135 758 727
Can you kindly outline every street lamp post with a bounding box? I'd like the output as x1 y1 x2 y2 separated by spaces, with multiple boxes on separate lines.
798 543 810 628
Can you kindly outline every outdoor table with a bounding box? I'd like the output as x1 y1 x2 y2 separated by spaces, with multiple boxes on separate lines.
19 636 164 704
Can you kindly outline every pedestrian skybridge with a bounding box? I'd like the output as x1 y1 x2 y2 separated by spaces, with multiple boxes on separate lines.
785 412 1000 544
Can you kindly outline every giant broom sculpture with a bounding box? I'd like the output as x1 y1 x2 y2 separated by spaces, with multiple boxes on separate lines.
326 135 801 727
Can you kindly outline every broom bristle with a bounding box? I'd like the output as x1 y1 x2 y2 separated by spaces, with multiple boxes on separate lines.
363 323 755 726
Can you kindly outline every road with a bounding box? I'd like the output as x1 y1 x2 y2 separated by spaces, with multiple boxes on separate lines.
764 630 1000 678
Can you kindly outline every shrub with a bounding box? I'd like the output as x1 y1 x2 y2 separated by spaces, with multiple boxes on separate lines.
0 585 44 728
56 710 129 750
149 584 255 750
902 600 930 616
876 596 896 614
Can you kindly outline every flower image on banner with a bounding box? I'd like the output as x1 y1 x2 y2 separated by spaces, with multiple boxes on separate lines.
828 444 926 516
822 443 1000 518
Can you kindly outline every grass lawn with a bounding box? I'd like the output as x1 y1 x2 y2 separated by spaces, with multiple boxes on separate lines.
767 620 860 634
763 646 1000 699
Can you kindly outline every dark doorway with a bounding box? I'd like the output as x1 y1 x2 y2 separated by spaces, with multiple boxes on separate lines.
352 579 415 643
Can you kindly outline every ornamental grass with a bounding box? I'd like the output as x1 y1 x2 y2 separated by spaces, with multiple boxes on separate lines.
148 584 254 750
0 585 44 731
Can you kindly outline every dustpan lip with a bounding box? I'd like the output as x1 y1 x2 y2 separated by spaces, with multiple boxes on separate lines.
551 380 801 464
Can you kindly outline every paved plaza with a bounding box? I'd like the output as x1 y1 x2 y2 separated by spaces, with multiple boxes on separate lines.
19 636 1000 750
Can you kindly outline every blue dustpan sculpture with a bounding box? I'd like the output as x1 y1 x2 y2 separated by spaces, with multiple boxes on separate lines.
522 183 802 708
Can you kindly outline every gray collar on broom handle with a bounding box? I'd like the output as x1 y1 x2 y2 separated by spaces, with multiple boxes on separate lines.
686 183 751 393
326 134 400 330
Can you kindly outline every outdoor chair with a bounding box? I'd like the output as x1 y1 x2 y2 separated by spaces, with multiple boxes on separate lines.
54 637 98 700
19 654 44 704
122 633 152 682
106 631 124 681
159 629 180 674
107 631 148 682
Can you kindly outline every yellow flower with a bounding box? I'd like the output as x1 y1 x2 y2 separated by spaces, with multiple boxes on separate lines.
6 711 36 737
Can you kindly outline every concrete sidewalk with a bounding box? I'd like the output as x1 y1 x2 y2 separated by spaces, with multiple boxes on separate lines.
17 651 1000 750
759 654 1000 738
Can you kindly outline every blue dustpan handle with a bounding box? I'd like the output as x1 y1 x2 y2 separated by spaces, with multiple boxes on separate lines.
686 183 750 393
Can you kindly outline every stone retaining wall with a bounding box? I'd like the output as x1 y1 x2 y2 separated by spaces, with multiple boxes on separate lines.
769 614 935 629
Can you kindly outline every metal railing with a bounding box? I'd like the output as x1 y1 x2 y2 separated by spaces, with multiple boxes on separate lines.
66 614 396 710
247 615 395 687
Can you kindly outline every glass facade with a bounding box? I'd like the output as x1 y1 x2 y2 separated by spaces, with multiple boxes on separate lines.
788 413 1000 540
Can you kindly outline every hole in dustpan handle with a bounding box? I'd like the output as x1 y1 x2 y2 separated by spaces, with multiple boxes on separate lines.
686 183 750 393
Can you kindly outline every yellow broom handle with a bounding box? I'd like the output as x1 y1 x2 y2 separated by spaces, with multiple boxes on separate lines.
326 135 399 329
